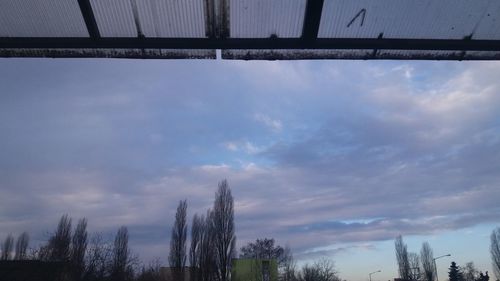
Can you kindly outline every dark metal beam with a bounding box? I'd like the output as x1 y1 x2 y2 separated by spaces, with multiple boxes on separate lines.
302 0 325 39
2 37 500 52
77 0 101 38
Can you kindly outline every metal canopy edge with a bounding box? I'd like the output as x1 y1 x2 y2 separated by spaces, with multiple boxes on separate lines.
2 37 500 51
1 0 500 60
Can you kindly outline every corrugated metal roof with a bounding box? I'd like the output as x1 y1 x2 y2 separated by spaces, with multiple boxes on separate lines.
90 0 138 37
0 0 89 37
90 0 207 38
135 0 207 38
1 0 500 60
318 0 500 40
470 0 500 40
230 0 306 38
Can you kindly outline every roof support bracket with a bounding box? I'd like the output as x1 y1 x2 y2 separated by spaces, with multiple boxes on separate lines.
302 0 325 40
77 0 101 39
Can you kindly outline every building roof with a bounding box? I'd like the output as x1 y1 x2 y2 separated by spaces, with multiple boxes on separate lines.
1 0 500 60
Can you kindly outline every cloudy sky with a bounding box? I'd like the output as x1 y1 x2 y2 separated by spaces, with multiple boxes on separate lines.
1 58 499 281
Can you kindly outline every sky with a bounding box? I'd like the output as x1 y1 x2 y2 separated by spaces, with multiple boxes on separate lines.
0 58 499 281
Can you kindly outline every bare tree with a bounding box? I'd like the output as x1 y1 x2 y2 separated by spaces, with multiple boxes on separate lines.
84 233 113 281
280 245 297 281
316 259 341 281
298 258 340 281
395 235 411 280
463 262 478 281
491 227 500 280
190 214 202 281
211 180 236 281
240 238 285 262
47 214 73 261
169 199 188 280
1 234 14 260
212 180 236 281
111 226 133 281
72 218 88 280
241 237 296 280
421 242 435 281
299 264 321 281
190 214 201 267
198 210 216 281
14 232 29 260
409 252 421 280
37 244 51 261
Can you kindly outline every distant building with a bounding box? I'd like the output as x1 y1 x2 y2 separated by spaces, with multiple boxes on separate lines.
0 260 67 281
232 258 278 281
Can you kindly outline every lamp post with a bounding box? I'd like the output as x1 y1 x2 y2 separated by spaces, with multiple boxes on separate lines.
433 254 451 281
369 270 382 281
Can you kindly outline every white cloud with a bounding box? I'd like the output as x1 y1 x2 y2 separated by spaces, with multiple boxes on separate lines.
243 141 263 154
392 65 414 79
222 140 265 154
2 60 500 271
254 113 283 132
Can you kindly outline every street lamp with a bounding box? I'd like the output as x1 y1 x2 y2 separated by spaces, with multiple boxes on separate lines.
433 254 451 281
369 270 382 281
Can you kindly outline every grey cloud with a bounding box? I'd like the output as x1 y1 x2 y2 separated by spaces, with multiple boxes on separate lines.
1 59 500 264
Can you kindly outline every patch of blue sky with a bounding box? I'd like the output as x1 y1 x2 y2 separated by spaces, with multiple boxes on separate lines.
365 223 493 281
404 223 496 275
304 223 496 281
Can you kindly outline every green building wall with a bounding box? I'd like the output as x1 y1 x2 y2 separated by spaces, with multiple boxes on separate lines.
232 258 278 281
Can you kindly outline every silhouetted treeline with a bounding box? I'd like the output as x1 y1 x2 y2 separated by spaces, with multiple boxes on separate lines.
0 214 138 281
394 235 500 281
1 232 30 261
20 184 500 281
448 261 491 281
0 180 239 281
1 179 341 281
170 179 236 281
